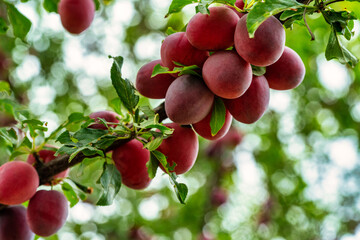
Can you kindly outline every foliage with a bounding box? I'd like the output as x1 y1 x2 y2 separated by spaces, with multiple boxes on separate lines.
0 0 360 239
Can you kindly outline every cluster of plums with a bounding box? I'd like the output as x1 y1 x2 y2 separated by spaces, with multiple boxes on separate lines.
58 0 95 34
0 152 69 240
136 1 305 132
88 111 199 190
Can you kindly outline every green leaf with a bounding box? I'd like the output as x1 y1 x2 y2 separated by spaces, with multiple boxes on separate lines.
56 131 73 145
139 105 155 118
251 65 266 76
96 163 122 206
325 29 358 67
62 182 79 207
196 0 236 14
22 119 47 138
151 63 201 78
144 137 163 151
145 124 174 135
246 0 303 37
174 183 188 204
43 0 60 13
210 98 227 136
169 172 188 204
147 153 159 179
68 112 88 123
280 8 305 21
68 146 104 162
0 18 8 34
6 3 32 41
151 150 169 172
73 128 108 145
166 0 195 17
110 56 139 113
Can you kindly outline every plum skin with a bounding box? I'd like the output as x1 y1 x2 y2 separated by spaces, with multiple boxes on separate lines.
192 107 233 140
224 75 270 124
112 139 151 190
165 75 214 125
202 50 252 99
160 32 209 75
157 123 199 175
89 110 120 130
0 206 34 240
135 60 175 99
27 148 69 183
186 6 239 50
265 46 306 90
234 15 285 67
26 190 68 237
58 0 95 34
228 0 245 18
0 161 39 205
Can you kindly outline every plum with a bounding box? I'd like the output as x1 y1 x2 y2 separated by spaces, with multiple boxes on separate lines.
160 32 209 75
0 161 39 205
0 206 34 240
265 46 306 90
58 0 95 34
165 75 214 125
89 110 120 130
224 75 270 124
202 50 252 99
112 140 151 190
234 15 285 67
26 190 68 237
186 6 239 50
157 123 198 175
136 60 175 99
192 107 232 140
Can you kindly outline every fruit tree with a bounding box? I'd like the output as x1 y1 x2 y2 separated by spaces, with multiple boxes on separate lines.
0 0 360 239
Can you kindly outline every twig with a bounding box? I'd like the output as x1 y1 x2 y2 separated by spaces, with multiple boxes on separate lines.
36 102 167 185
303 0 316 41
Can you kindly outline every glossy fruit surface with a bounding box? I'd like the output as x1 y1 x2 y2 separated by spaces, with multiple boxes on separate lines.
0 161 39 205
112 140 151 190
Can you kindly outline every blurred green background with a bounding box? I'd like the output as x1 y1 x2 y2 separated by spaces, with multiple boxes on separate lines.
1 0 360 239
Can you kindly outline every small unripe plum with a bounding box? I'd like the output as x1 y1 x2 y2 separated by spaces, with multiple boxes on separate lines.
58 0 95 34
26 190 68 237
89 110 120 130
160 32 209 74
0 206 34 240
234 15 285 67
157 123 198 175
265 47 306 90
112 140 151 190
202 51 252 99
224 75 270 124
0 161 39 205
192 107 232 140
227 0 245 18
27 148 69 183
186 6 239 50
165 75 214 125
210 187 228 206
136 60 175 99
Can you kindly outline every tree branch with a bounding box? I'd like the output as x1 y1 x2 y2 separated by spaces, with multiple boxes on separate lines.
36 102 167 185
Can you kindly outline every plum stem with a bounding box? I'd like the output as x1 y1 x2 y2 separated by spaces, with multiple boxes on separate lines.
35 102 167 185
